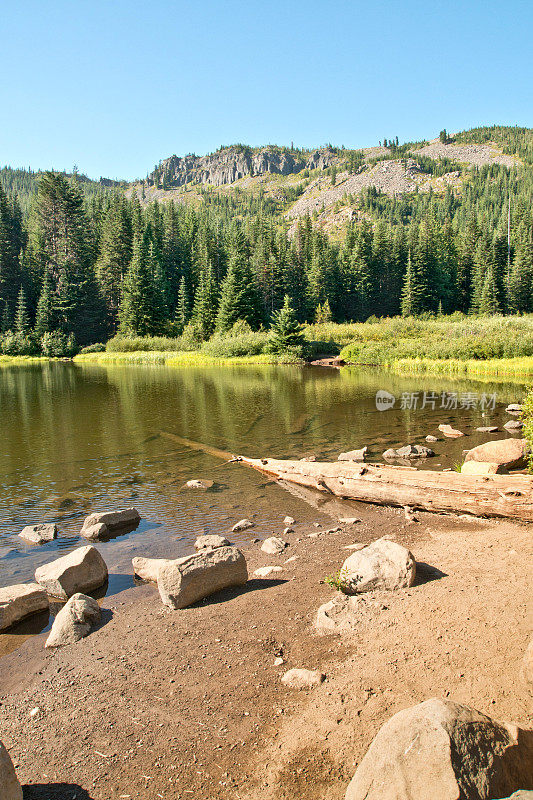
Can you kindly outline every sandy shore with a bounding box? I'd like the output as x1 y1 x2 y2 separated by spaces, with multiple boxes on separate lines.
0 495 531 800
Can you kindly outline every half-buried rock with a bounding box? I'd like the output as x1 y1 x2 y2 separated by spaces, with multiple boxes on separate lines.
35 545 108 599
0 583 49 631
19 523 57 544
80 508 140 540
344 697 533 800
464 438 529 470
157 546 248 609
339 538 416 593
0 739 23 800
45 593 101 648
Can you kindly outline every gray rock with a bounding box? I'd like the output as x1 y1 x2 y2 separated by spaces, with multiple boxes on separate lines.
81 508 140 535
504 419 524 431
185 479 214 490
157 546 248 609
281 668 325 688
345 698 533 800
383 444 435 460
19 523 57 544
80 522 109 541
0 583 49 631
35 545 108 599
260 537 288 555
505 404 523 414
45 593 100 648
477 426 500 433
338 447 368 462
194 534 230 550
283 516 295 525
0 740 22 800
232 518 254 532
425 434 438 442
340 538 416 594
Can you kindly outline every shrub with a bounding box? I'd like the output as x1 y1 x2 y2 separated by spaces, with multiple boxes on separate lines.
106 335 199 353
80 343 106 354
40 331 78 357
0 331 39 356
202 328 269 358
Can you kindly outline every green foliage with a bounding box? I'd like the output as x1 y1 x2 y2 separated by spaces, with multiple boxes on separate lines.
79 342 106 353
268 295 305 355
106 335 199 352
324 568 349 592
0 331 39 355
520 388 533 472
40 331 77 357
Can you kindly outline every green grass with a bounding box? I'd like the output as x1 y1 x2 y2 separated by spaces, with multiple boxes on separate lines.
389 356 533 378
0 355 57 365
74 351 303 366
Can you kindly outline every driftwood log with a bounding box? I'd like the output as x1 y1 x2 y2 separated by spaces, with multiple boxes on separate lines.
238 457 533 522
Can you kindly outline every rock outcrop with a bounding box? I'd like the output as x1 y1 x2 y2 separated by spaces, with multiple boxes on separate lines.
345 698 533 800
339 538 416 594
45 593 101 648
19 523 57 544
0 740 23 800
464 439 528 470
157 546 248 609
0 583 49 630
35 545 108 599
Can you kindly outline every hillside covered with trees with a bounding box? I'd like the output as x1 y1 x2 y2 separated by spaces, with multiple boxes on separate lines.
1 125 533 357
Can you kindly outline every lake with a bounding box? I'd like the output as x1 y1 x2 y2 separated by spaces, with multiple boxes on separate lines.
0 361 525 599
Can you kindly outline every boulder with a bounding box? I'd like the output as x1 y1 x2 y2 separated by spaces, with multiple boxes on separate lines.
194 534 230 550
344 697 533 800
504 419 524 431
132 556 174 582
81 508 140 535
157 546 248 609
0 740 23 800
232 518 254 532
522 636 533 691
261 537 288 555
45 593 101 648
0 583 49 631
35 545 108 599
281 668 325 688
438 423 465 438
253 566 283 578
464 438 528 470
338 447 368 462
19 523 57 544
80 522 109 541
477 426 500 433
460 461 505 475
340 538 416 594
184 479 214 490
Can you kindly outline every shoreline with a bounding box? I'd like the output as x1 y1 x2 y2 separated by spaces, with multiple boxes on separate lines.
2 350 533 380
0 495 530 800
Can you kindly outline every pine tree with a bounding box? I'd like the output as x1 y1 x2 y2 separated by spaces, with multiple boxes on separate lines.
175 275 190 333
190 264 218 339
35 268 54 336
118 230 166 336
478 266 500 315
14 286 29 334
401 250 424 316
268 295 305 354
95 196 132 331
215 228 262 332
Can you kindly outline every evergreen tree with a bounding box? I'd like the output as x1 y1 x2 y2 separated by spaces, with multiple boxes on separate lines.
14 286 29 334
268 295 305 354
478 266 500 315
190 264 218 339
175 275 190 333
401 250 424 316
35 268 54 336
95 196 132 331
118 230 166 336
215 228 262 331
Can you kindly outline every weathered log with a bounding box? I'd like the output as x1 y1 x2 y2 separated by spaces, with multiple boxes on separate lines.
238 457 533 522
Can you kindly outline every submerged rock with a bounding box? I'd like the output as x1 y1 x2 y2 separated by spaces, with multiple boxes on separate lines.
19 523 57 545
185 479 214 490
35 545 108 599
504 419 524 431
0 583 49 631
340 538 416 594
45 593 100 648
81 508 140 536
344 698 533 800
232 518 254 532
438 423 465 438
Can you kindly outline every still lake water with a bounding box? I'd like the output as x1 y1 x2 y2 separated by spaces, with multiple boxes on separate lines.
0 362 525 597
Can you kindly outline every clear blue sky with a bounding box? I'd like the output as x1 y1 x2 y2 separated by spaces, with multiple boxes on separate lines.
2 0 531 181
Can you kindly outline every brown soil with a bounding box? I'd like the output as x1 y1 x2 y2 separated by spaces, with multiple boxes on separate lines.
0 496 531 800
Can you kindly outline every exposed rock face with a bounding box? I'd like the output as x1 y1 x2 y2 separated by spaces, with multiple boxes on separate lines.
132 557 174 582
0 583 49 631
281 668 325 688
464 439 528 470
148 145 338 189
344 698 533 800
157 546 248 609
340 538 416 594
35 545 108 599
81 508 140 536
19 523 57 544
45 593 101 648
0 740 23 800
194 535 230 550
260 537 288 555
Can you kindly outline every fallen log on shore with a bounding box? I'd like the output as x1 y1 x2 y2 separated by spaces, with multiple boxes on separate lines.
237 457 533 522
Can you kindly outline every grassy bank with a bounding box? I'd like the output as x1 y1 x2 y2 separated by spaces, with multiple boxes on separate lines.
388 356 533 379
74 351 303 366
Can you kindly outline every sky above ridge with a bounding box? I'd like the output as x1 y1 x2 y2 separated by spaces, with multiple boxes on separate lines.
1 0 532 180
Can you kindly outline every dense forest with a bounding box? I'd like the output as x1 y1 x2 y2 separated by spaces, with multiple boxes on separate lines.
1 126 532 357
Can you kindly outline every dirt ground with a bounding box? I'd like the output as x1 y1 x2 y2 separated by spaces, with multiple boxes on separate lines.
0 493 531 800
